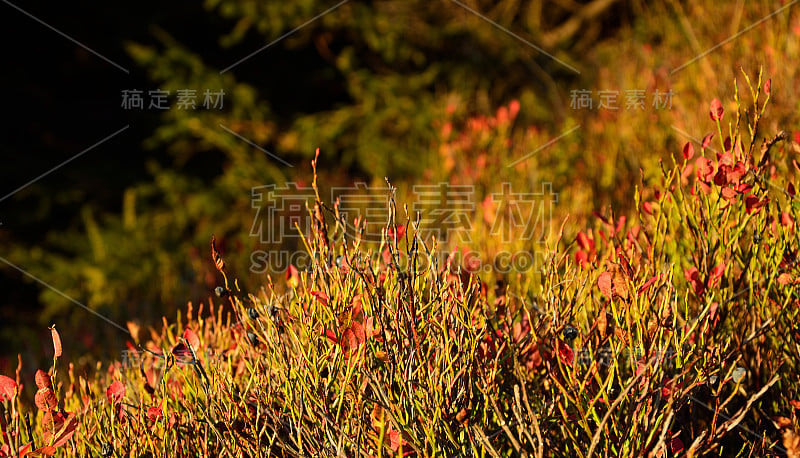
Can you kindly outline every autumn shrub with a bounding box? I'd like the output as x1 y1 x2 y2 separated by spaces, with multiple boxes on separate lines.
2 72 800 457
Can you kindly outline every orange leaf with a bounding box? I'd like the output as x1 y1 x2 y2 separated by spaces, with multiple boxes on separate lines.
286 265 300 289
775 416 793 428
24 446 57 457
779 273 794 286
783 430 800 458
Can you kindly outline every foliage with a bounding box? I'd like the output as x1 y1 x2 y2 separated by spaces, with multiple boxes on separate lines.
3 76 800 456
4 1 800 365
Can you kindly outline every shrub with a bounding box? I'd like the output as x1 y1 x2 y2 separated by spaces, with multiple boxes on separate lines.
1 72 799 457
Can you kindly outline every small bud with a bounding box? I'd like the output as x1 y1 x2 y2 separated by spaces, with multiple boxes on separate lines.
563 326 579 342
247 308 259 320
335 255 343 268
266 304 278 317
214 286 227 298
753 233 762 244
247 332 259 346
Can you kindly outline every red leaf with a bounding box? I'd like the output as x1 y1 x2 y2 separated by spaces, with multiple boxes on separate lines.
35 370 52 389
0 375 17 401
789 182 796 197
765 78 772 97
388 225 406 241
387 429 402 452
709 302 719 323
696 157 715 183
349 321 366 346
709 98 724 121
745 196 768 214
509 99 520 119
183 328 200 351
615 216 626 234
311 291 329 307
683 142 695 160
598 271 613 298
171 342 192 361
721 187 738 201
169 412 178 429
717 151 734 167
702 133 714 149
16 443 32 457
49 326 62 358
709 263 725 287
778 273 794 286
576 232 595 252
34 388 58 411
50 413 77 448
106 381 125 405
553 339 574 365
685 267 704 296
661 379 681 398
41 410 66 432
637 275 659 295
670 436 685 454
575 250 589 268
147 406 163 422
324 329 337 344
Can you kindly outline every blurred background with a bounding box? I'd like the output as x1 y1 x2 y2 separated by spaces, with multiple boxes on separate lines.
1 0 798 372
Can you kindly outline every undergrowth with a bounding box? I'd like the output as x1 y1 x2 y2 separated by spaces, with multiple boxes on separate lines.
2 71 800 457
